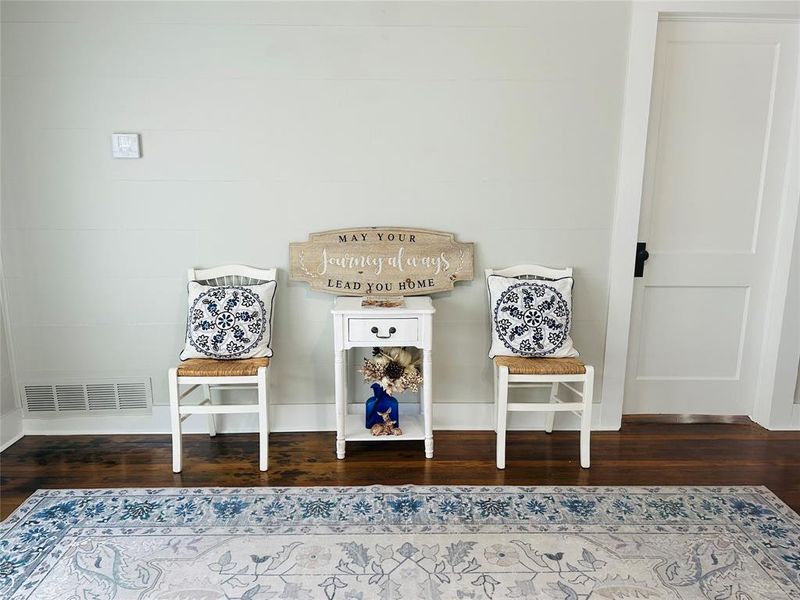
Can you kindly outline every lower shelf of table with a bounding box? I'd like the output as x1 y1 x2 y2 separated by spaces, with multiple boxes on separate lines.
343 413 425 441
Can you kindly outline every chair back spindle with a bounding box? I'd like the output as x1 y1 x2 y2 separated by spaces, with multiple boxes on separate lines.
189 265 277 287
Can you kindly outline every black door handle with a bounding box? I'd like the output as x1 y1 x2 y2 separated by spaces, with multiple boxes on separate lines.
634 241 650 277
371 326 396 339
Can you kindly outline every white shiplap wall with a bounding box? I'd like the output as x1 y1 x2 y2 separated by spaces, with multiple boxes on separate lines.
0 284 22 448
0 313 13 415
0 1 630 431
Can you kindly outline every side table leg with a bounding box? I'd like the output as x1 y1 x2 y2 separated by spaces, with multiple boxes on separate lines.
423 349 433 458
335 349 346 459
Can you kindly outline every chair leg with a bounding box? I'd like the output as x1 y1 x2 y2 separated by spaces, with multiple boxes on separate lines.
492 361 499 433
580 366 594 469
545 382 558 434
496 366 509 469
204 384 216 437
168 368 182 473
257 367 269 472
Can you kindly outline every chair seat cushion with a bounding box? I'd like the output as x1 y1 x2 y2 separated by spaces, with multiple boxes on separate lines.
494 356 586 375
177 357 269 377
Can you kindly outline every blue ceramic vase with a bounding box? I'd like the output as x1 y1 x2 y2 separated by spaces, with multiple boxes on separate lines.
365 382 399 429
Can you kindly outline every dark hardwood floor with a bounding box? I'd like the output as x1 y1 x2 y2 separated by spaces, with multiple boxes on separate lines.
2 416 799 520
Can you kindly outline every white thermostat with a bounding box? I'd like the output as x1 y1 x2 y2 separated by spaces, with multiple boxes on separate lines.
111 133 141 158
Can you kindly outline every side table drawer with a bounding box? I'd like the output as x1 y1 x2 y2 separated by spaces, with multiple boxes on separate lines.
348 318 419 344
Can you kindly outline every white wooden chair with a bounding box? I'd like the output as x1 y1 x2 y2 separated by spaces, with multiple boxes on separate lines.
486 265 594 469
168 265 276 473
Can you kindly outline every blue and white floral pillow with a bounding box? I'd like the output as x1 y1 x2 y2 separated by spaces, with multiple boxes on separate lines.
180 281 276 360
488 274 578 358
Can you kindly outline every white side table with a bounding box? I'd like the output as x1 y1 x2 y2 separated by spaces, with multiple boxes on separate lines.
332 296 435 459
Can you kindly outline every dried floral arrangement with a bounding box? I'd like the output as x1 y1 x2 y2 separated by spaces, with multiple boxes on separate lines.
361 347 423 395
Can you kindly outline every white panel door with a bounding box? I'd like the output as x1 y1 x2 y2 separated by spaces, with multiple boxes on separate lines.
624 19 799 414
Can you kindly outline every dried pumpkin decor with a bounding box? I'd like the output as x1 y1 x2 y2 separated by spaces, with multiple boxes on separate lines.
361 347 423 395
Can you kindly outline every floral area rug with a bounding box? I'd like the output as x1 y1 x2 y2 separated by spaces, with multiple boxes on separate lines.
1 486 799 599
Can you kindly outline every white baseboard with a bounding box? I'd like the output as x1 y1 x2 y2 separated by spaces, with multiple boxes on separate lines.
754 403 800 431
1 408 24 451
20 402 615 436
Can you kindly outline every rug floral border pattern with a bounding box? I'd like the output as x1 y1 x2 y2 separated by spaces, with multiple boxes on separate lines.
1 485 799 598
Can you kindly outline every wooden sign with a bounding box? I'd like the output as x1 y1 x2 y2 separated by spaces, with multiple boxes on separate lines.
289 227 474 296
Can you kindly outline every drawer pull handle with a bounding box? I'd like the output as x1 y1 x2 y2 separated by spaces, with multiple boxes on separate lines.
371 326 396 339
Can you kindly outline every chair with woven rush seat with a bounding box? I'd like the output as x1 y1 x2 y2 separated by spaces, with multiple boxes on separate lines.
486 265 594 470
168 265 276 473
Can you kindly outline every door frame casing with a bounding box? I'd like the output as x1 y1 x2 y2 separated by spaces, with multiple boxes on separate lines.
601 1 800 430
